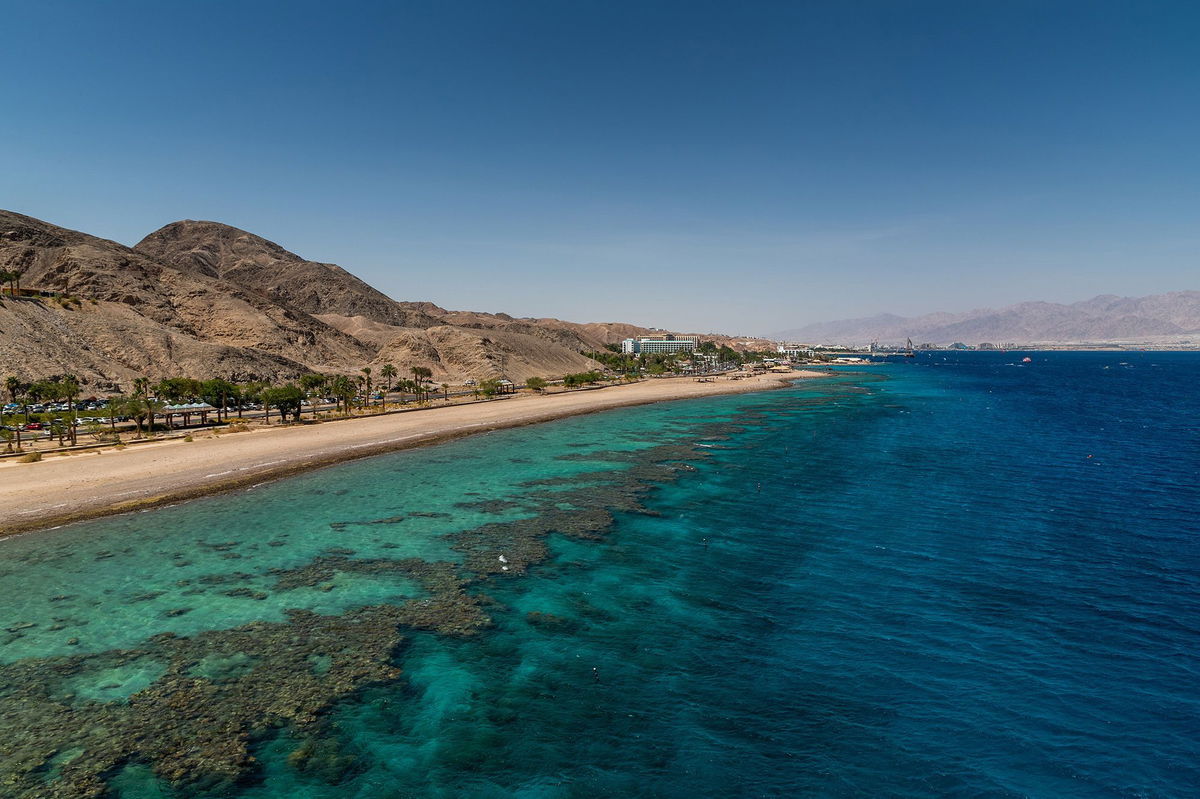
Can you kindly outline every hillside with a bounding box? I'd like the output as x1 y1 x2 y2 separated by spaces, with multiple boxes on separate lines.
776 292 1200 346
0 210 373 387
1 211 675 390
134 220 610 382
135 221 444 329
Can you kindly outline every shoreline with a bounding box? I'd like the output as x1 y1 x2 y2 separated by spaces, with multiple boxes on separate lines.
1 371 827 537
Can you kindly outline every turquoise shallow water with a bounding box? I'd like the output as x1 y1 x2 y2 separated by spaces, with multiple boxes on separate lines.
1 354 1198 797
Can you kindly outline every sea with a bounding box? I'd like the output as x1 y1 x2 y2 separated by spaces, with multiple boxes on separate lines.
0 351 1197 798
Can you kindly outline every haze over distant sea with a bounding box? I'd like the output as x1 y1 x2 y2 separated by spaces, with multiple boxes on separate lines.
1 352 1197 797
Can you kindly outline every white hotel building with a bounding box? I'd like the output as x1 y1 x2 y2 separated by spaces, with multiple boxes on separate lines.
621 335 699 355
777 343 815 358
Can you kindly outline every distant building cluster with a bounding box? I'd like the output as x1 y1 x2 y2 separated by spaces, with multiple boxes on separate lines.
621 335 699 354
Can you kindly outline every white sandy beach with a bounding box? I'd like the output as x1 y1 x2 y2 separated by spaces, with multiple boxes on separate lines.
1 372 825 535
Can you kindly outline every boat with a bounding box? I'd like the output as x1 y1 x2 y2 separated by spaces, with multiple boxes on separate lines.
1022 356 1032 363
904 338 915 357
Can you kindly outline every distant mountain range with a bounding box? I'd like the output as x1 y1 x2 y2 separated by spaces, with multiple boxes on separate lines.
776 292 1200 346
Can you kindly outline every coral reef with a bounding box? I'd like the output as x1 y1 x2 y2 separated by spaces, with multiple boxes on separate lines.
0 430 748 796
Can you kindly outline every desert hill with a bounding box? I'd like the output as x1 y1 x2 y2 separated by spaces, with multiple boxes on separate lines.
132 220 619 382
0 210 373 388
1 210 708 391
135 220 445 329
776 292 1200 346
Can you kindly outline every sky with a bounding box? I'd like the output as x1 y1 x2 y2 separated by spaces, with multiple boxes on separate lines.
2 0 1198 335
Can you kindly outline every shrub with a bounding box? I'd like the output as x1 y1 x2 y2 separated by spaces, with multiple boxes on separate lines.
18 452 42 463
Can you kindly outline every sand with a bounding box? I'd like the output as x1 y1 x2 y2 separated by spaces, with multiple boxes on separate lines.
0 371 826 535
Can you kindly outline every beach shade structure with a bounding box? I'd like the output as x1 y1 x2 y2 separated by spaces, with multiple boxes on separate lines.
163 402 217 428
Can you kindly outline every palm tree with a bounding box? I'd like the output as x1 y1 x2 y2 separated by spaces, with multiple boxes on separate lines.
410 367 422 402
410 366 433 402
379 364 397 409
107 395 131 437
111 395 144 438
327 375 356 416
298 373 327 417
51 416 69 447
24 381 49 424
0 269 22 296
144 396 166 436
4 376 25 450
60 375 80 445
130 378 162 436
360 367 373 409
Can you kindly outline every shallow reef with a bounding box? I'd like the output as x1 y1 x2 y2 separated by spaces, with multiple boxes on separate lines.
0 422 760 797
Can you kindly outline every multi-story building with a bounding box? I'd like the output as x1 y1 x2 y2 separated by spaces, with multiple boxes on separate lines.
621 335 699 354
776 343 814 358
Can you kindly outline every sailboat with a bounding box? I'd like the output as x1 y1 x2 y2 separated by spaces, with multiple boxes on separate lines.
904 338 915 357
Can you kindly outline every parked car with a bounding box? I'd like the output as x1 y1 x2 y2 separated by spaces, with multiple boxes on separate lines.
25 422 44 430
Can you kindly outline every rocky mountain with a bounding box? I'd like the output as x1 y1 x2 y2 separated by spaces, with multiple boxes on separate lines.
0 210 374 389
0 210 674 391
777 292 1200 346
135 221 444 329
134 220 623 382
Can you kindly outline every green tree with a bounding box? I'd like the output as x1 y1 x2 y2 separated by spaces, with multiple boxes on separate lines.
478 378 503 398
5 376 28 437
410 366 433 402
109 395 141 438
156 377 203 404
377 364 397 408
0 269 21 296
239 381 270 406
327 375 356 416
298 373 327 417
50 416 69 447
59 374 81 445
105 395 130 438
5 375 24 406
130 378 165 436
360 367 373 408
201 378 239 422
261 384 305 423
143 397 167 437
525 376 548 393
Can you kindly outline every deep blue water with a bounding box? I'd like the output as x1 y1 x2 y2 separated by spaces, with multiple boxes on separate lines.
1 351 1197 797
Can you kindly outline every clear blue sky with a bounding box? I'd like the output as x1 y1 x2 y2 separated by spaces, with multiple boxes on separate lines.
3 1 1198 334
